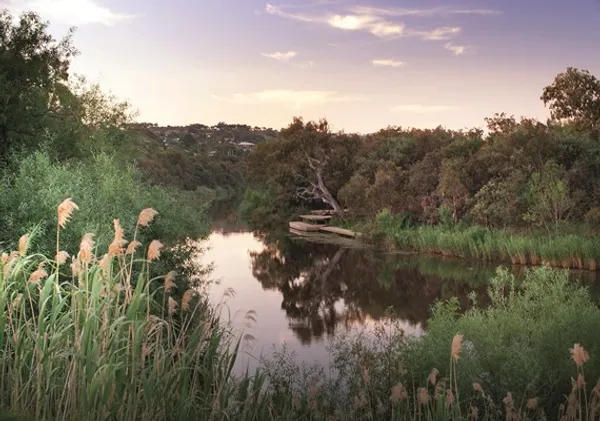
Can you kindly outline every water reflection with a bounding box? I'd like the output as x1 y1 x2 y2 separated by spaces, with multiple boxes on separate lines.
248 230 494 345
201 222 600 372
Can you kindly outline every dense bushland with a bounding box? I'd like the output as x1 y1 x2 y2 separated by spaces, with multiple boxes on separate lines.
242 68 600 265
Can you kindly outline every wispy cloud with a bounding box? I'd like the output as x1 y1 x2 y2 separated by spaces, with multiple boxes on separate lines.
410 26 462 41
7 0 134 26
349 5 500 17
391 104 459 113
444 42 468 55
372 59 404 68
262 51 298 61
264 3 479 40
213 89 366 107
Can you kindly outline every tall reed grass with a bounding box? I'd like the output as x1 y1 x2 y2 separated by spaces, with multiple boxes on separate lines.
373 209 600 270
0 198 283 421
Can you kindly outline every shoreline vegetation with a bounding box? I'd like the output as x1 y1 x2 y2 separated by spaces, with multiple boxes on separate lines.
363 208 600 271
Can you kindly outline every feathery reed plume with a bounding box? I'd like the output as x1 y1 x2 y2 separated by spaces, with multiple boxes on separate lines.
503 392 514 409
576 373 586 389
164 271 176 292
98 254 111 276
390 383 407 403
446 390 455 408
182 289 195 311
417 387 430 405
125 240 141 255
469 406 479 420
108 219 127 256
1 252 7 265
571 343 590 367
55 251 69 265
472 382 484 394
11 293 23 310
57 198 79 229
71 257 79 276
29 264 48 284
137 208 159 227
18 234 28 256
428 368 439 385
168 296 177 315
79 233 95 264
451 333 463 360
527 397 538 410
147 240 163 261
243 333 256 343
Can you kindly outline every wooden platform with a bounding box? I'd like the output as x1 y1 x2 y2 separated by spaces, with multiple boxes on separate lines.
289 221 325 232
318 226 357 238
299 214 332 222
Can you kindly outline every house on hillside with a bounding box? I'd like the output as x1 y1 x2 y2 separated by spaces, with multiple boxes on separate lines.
238 141 255 149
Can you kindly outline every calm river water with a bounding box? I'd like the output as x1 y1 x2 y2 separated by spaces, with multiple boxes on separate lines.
198 211 600 374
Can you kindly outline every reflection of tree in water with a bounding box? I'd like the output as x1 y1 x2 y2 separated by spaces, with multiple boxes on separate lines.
208 198 248 236
249 232 490 345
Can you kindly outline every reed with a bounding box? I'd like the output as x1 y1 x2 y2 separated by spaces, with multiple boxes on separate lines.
0 199 283 421
373 213 600 271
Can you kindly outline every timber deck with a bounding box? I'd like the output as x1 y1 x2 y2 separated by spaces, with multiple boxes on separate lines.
298 214 333 222
318 226 357 238
289 221 325 232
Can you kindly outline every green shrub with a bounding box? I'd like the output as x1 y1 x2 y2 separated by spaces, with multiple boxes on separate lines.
0 151 211 255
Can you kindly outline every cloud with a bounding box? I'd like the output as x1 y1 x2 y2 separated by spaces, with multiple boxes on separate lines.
264 3 473 40
7 0 133 26
262 51 298 61
349 5 500 17
264 3 317 23
410 26 462 41
444 42 468 55
213 89 366 107
391 104 459 113
372 59 404 68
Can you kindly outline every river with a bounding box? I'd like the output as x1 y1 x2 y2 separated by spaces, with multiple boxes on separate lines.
195 211 600 375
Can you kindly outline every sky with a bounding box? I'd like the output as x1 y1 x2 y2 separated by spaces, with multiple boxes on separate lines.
3 0 600 133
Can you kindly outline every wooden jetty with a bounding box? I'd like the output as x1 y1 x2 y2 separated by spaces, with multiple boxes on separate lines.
318 226 357 238
288 212 361 240
288 221 324 232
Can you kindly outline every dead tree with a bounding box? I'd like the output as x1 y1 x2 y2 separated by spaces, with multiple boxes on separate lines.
296 153 342 212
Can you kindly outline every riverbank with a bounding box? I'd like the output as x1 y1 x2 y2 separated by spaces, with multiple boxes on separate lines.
359 209 600 271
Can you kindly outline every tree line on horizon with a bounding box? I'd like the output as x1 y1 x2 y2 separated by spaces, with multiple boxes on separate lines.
243 67 600 233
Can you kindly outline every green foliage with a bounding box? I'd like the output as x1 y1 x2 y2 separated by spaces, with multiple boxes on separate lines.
0 151 210 255
523 160 573 232
404 266 600 413
541 67 600 135
0 9 76 160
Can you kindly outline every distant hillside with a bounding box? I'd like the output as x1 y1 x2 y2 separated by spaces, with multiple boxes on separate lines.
124 122 278 194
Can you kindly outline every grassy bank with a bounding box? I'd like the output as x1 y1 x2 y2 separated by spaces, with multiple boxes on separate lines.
369 209 600 271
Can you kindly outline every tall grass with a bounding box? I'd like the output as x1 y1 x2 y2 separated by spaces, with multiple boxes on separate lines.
372 209 600 270
0 199 287 421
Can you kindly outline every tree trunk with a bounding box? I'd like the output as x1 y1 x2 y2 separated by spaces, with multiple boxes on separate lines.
315 169 342 212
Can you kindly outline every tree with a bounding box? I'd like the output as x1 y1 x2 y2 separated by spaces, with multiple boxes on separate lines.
437 158 469 223
541 67 600 135
523 160 573 232
279 117 359 212
0 9 77 159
